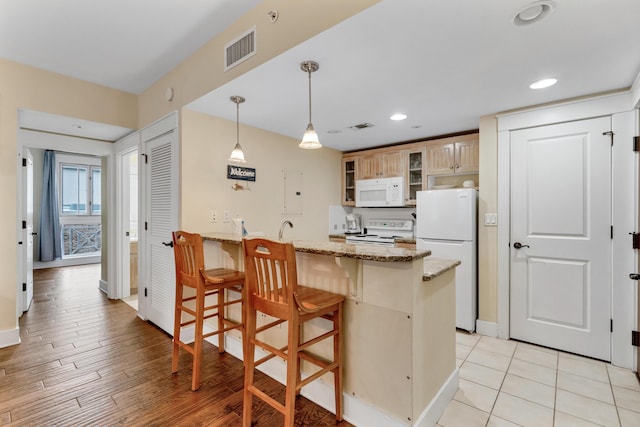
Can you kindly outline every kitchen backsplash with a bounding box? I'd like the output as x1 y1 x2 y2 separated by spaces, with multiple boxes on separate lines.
329 205 416 235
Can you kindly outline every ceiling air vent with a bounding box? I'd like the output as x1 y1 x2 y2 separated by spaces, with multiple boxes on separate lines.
224 26 256 71
350 123 374 130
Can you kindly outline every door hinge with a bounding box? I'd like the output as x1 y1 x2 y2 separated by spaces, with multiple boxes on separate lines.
632 330 640 347
632 232 640 249
22 220 27 229
22 283 26 292
145 222 148 231
633 136 640 152
144 288 148 297
141 153 148 164
22 158 27 167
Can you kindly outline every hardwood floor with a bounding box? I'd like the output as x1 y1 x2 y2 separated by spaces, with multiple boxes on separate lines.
0 265 352 426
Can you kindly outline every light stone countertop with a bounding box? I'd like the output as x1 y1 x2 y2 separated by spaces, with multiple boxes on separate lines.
422 258 461 281
201 233 460 278
201 232 429 262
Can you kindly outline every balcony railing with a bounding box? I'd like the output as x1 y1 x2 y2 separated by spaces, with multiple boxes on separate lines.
62 224 102 258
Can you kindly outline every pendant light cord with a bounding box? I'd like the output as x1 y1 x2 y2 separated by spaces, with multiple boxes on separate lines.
236 99 240 145
308 68 312 124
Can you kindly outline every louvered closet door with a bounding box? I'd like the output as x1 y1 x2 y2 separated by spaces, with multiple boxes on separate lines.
144 129 179 334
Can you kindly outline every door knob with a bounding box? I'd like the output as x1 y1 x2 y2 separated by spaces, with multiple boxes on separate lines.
513 242 530 249
630 273 640 281
162 241 174 247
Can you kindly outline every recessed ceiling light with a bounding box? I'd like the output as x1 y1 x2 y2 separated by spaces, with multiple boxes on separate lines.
529 78 557 89
390 113 407 121
513 1 555 26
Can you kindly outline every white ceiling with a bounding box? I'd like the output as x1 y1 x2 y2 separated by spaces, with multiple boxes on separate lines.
0 0 260 94
4 1 640 148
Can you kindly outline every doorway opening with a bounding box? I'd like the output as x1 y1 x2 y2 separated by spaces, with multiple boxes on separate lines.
120 148 139 311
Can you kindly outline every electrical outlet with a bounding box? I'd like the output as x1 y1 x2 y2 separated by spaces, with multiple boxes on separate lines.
210 210 217 223
223 210 230 223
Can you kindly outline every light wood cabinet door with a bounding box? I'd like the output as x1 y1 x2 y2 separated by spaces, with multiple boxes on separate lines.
381 150 405 178
357 153 382 179
454 139 479 173
406 148 425 205
426 137 479 175
426 143 455 175
342 156 357 206
357 150 405 179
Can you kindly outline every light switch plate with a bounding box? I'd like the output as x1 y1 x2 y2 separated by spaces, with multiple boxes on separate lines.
484 213 498 226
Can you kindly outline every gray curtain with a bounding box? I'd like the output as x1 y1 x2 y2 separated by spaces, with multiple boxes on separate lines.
39 150 61 261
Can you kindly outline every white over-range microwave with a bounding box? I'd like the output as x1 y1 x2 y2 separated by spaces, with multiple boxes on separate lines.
355 177 405 207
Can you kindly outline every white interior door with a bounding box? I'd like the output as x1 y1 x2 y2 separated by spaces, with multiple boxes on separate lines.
21 149 34 313
510 116 612 361
141 115 178 335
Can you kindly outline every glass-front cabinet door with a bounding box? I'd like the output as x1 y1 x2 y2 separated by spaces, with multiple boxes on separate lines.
406 148 425 205
342 156 357 206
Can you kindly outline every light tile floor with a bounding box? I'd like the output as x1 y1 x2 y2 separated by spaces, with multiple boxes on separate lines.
122 293 138 310
437 332 640 427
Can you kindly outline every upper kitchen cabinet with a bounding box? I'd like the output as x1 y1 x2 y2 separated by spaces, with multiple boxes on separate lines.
406 147 425 205
426 134 479 175
357 150 405 179
342 156 357 206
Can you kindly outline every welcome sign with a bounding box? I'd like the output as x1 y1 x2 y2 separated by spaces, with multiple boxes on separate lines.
227 165 256 182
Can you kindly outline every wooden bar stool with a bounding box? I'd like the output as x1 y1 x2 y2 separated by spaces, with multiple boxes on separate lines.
171 231 245 391
242 238 344 427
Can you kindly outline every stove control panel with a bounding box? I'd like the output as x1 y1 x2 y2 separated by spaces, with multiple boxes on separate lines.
365 219 414 231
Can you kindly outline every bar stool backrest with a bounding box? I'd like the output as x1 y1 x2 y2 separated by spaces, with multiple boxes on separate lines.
243 238 298 319
172 231 205 290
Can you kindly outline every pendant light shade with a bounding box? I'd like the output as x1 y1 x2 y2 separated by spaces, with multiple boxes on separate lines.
228 95 247 163
299 61 322 149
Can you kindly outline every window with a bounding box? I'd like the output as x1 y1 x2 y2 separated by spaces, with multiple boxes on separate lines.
56 154 102 259
60 163 101 215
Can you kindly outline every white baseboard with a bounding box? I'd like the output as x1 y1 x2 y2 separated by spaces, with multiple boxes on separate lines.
34 257 100 269
0 327 21 349
99 279 108 294
217 334 456 427
413 368 459 427
475 320 498 337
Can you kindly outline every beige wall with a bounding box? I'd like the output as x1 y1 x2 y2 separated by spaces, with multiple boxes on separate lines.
138 0 380 127
0 59 137 332
477 116 499 323
181 109 341 240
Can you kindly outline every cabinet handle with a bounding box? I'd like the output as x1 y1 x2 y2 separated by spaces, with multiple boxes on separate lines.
455 163 460 169
449 165 454 169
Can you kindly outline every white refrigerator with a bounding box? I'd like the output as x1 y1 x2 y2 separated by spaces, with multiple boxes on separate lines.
416 188 477 331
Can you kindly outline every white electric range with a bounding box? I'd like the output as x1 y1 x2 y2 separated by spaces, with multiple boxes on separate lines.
345 218 414 247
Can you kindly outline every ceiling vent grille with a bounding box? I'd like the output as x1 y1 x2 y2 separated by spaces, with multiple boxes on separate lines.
350 123 374 130
225 26 256 71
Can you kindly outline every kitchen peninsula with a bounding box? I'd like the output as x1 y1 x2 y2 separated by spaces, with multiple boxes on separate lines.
201 233 459 427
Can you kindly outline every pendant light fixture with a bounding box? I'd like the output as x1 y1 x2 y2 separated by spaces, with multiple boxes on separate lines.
299 60 322 149
228 95 247 163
